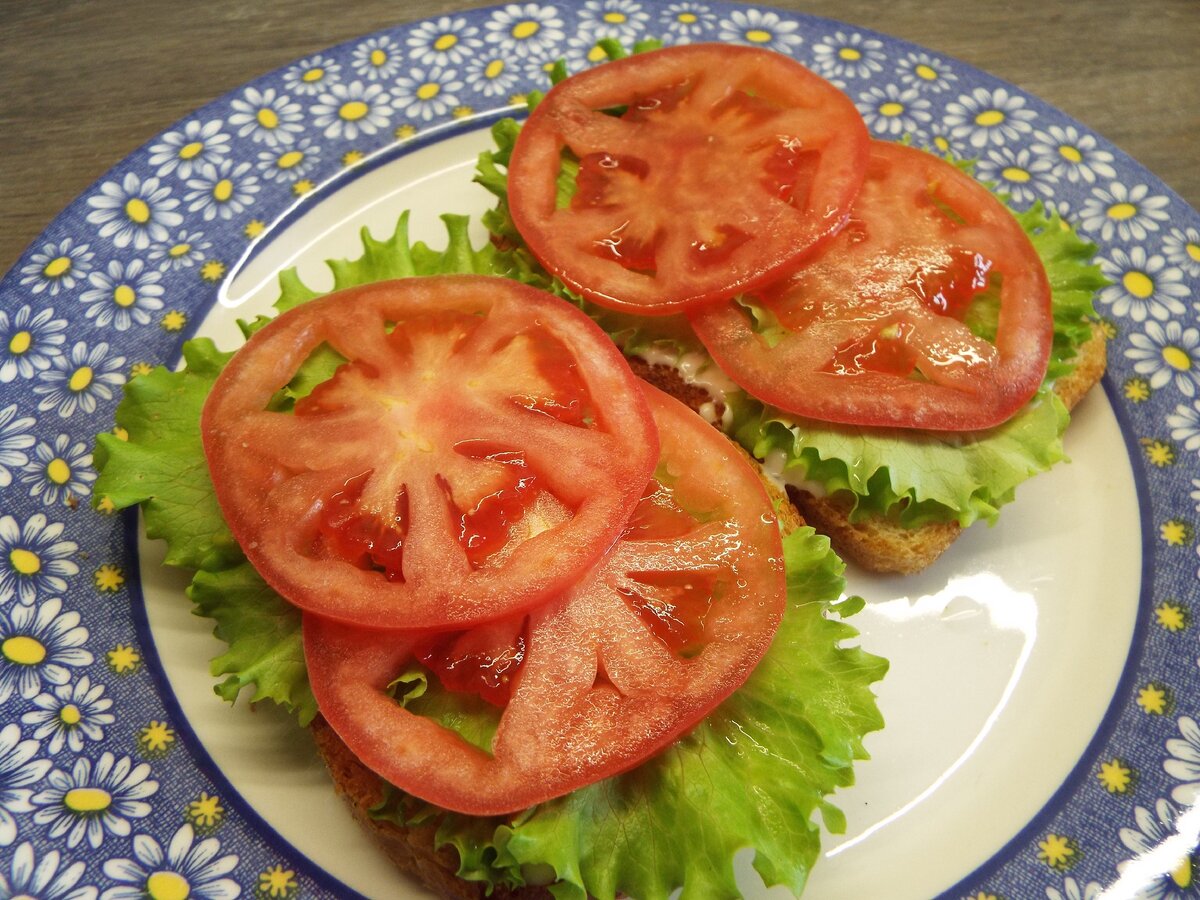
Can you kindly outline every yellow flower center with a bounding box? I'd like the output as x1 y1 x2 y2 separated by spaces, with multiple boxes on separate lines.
113 284 136 307
1002 166 1031 183
434 33 458 51
303 66 325 83
1187 242 1200 263
168 242 191 258
915 63 937 80
125 198 151 224
340 101 369 121
256 108 279 129
587 45 607 62
146 871 191 900
1123 271 1154 298
417 82 440 101
8 330 32 354
678 12 698 23
1058 144 1082 163
745 29 772 43
485 59 505 79
1173 855 1194 888
2 635 46 665
975 109 1005 127
839 47 862 61
370 48 388 67
46 458 71 485
178 141 204 160
604 11 626 23
879 102 904 117
277 150 304 170
64 787 112 814
934 135 950 152
511 20 539 39
1163 346 1192 371
1108 202 1137 220
59 703 82 725
69 366 94 392
212 179 234 203
42 256 72 278
9 548 41 575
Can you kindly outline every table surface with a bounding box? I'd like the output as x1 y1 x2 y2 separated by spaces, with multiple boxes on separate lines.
1 0 1197 276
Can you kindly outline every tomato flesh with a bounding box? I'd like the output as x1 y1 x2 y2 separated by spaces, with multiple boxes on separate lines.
304 384 787 815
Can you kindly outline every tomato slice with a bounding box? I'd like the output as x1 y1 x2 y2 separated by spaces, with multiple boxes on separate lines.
201 276 659 630
689 141 1054 431
304 384 786 815
507 44 869 315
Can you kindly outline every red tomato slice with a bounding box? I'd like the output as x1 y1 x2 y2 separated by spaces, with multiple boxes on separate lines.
690 141 1054 431
507 43 869 315
201 276 658 630
304 384 786 815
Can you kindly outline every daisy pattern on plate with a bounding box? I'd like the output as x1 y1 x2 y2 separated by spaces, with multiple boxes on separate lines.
0 841 97 900
1164 715 1200 804
351 35 404 83
896 50 958 93
1097 247 1190 323
146 228 212 273
311 80 394 141
716 7 803 53
227 87 303 147
464 53 523 100
0 306 68 384
102 824 240 900
0 513 79 606
943 86 1038 149
1029 124 1116 186
79 259 164 331
146 119 230 180
577 0 651 42
184 160 260 222
1169 400 1200 455
17 238 94 297
811 31 886 81
21 676 113 755
1116 797 1197 898
0 598 92 703
392 67 464 122
1045 875 1103 900
1080 181 1172 243
1163 225 1200 279
20 433 96 507
255 137 322 184
283 53 341 97
483 3 566 59
657 2 718 42
407 14 483 67
973 146 1057 207
85 173 182 251
31 752 157 850
856 84 932 138
33 340 127 419
556 33 617 73
0 724 51 847
0 405 35 489
1125 320 1200 397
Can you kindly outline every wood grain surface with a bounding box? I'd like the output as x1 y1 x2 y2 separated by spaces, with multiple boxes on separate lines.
1 0 1196 275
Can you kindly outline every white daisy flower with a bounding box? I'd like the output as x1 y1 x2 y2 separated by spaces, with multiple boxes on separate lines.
0 840 97 900
0 724 51 847
21 676 113 755
79 259 164 331
812 31 886 81
464 54 523 100
184 159 260 222
352 35 404 83
33 340 127 419
484 3 567 59
896 51 958 93
18 238 94 297
407 15 483 67
392 67 464 122
577 0 651 42
856 84 932 138
1168 401 1200 454
311 80 394 141
0 513 79 606
1126 320 1200 397
0 405 36 489
0 598 92 703
102 824 240 900
1117 797 1194 900
227 86 303 147
20 433 96 508
658 2 718 42
1097 247 1189 323
716 7 803 54
943 86 1037 149
85 173 182 250
556 33 619 73
146 228 212 273
973 145 1057 206
0 306 67 383
1192 477 1200 513
1165 716 1200 802
1080 182 1172 243
284 53 341 97
146 119 230 180
32 752 157 850
1046 875 1103 900
1163 225 1200 279
1029 124 1115 186
915 122 959 160
255 137 321 183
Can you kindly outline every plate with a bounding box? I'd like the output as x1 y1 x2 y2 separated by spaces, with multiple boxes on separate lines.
1 4 1198 898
